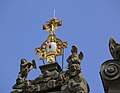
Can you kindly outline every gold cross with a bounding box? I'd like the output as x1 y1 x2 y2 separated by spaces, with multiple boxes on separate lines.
43 17 62 35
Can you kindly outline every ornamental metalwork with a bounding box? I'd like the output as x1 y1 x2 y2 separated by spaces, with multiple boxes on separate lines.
35 17 68 63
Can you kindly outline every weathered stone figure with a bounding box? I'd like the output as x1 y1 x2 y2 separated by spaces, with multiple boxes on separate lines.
11 59 37 93
65 45 89 93
18 58 37 80
67 45 83 69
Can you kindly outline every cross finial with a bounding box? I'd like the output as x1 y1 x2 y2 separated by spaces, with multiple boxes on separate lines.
35 16 68 63
43 17 62 35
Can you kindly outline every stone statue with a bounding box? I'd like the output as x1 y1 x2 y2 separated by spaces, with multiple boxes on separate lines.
67 45 83 69
11 59 37 92
18 58 37 80
66 45 90 93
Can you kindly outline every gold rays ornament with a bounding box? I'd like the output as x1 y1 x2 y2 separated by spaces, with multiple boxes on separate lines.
35 17 68 63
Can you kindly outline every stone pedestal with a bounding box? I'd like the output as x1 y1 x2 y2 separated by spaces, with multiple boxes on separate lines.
100 60 120 93
39 62 62 74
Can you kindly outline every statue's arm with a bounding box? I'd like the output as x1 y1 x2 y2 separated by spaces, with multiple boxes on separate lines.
66 55 72 62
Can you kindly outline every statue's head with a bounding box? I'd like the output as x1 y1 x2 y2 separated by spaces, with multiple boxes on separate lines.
21 58 27 64
71 45 78 54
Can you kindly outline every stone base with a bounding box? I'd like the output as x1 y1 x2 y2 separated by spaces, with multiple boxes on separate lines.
100 59 120 93
39 62 62 74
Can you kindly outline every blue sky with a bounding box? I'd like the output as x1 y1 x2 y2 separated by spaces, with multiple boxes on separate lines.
0 0 120 93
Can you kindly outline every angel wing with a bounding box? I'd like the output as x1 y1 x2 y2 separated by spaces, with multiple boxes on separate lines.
79 51 84 61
